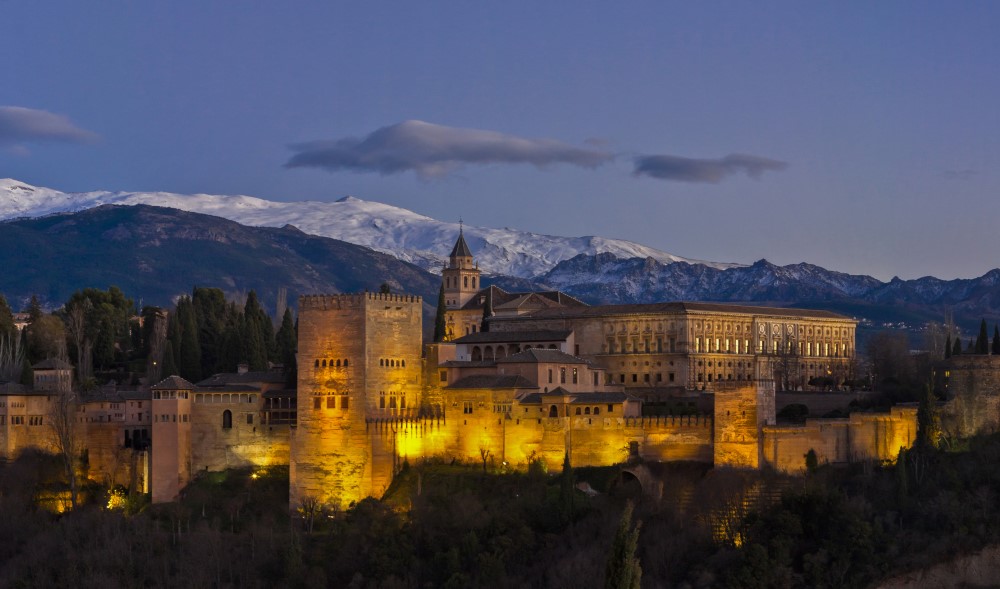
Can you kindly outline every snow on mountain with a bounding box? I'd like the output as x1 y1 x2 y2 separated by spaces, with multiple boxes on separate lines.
0 179 738 278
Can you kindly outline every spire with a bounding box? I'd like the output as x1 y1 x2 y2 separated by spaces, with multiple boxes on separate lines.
449 224 473 259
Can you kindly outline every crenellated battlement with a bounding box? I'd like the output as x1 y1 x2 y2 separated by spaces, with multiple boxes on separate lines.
623 415 713 428
298 292 423 310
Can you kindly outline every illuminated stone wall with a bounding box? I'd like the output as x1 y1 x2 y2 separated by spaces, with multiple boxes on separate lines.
0 394 59 459
189 399 290 472
713 382 776 469
761 406 917 473
291 293 423 510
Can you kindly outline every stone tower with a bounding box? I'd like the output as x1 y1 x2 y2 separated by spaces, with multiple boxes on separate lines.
290 293 423 510
442 228 480 310
150 376 194 503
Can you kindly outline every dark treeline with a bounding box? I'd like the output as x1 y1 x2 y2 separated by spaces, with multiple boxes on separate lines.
5 430 1000 588
0 286 297 389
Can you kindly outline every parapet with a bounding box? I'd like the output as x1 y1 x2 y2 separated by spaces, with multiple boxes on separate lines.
299 293 423 310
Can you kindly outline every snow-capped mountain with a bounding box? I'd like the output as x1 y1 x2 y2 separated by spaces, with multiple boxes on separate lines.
0 179 737 278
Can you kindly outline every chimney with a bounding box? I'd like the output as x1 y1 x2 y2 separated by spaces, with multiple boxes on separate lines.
237 363 249 375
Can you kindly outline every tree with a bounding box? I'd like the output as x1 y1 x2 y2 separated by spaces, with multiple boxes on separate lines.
993 326 1000 355
48 388 80 510
177 298 202 382
161 341 178 378
378 282 392 294
604 502 642 589
276 308 297 386
480 288 493 333
26 295 42 324
945 333 952 359
0 294 15 343
917 384 941 449
26 314 67 364
952 336 962 357
976 319 989 354
433 285 447 343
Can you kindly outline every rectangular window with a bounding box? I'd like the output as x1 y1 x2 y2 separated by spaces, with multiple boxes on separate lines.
560 368 566 384
440 370 447 382
327 397 336 409
341 396 349 410
575 344 580 356
246 413 254 425
463 401 474 415
608 404 614 413
620 374 625 384
313 398 321 410
643 374 650 383
631 374 638 383
656 373 662 382
548 369 553 384
572 368 578 384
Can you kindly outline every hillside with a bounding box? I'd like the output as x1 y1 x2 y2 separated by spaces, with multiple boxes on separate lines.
0 204 441 313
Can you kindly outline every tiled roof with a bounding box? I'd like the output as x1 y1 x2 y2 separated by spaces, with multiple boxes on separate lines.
440 360 498 368
196 384 261 393
517 390 634 404
446 375 537 390
497 349 589 365
32 358 73 370
452 330 572 344
151 375 197 390
196 371 286 386
449 231 473 258
459 285 588 311
497 301 851 321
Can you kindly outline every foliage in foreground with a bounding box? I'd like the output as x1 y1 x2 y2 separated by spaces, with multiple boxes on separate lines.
5 436 1000 588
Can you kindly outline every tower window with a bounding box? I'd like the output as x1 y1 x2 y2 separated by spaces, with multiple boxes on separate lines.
222 410 232 429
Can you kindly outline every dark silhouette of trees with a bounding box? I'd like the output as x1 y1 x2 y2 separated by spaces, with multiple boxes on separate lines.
433 285 447 343
604 502 642 589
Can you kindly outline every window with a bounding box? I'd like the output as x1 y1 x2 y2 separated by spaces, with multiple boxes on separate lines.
222 410 232 429
341 396 349 409
440 370 447 382
593 407 600 415
560 368 566 384
463 401 474 415
631 374 637 383
608 404 614 413
548 369 553 384
313 398 321 410
575 407 581 415
572 368 578 384
327 397 336 409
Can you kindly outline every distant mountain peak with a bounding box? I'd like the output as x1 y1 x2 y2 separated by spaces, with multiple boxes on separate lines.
0 179 737 278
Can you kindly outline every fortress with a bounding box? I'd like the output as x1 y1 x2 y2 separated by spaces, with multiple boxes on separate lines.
0 232 924 508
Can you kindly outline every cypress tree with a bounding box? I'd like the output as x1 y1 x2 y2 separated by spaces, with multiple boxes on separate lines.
604 502 642 589
0 295 15 342
945 333 952 359
161 340 178 379
178 299 202 382
167 309 182 370
968 338 976 354
481 288 493 333
433 285 447 343
242 294 267 371
276 307 297 384
993 326 1000 355
952 336 963 357
977 319 989 354
26 295 42 324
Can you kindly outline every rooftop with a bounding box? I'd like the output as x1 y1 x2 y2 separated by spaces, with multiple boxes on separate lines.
451 330 572 344
446 375 537 390
497 301 852 321
197 371 286 387
151 375 197 391
496 349 590 365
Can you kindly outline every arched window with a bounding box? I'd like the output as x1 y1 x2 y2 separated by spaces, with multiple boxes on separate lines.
336 359 341 367
322 359 327 367
472 347 482 361
594 407 600 415
401 360 405 367
464 276 468 288
380 359 384 367
548 405 558 418
584 407 591 415
344 359 349 367
314 359 319 368
222 410 232 429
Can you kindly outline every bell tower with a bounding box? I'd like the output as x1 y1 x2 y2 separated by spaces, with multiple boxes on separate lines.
442 224 480 310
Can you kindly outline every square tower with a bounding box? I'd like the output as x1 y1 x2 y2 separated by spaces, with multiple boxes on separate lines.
291 292 423 510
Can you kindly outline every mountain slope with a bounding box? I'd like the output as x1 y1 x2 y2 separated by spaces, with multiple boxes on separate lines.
0 204 441 311
0 179 736 278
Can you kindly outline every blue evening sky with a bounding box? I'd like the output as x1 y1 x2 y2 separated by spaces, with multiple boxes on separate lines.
2 1 998 281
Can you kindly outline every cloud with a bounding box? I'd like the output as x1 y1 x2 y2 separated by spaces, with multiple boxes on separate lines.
285 120 612 179
942 169 977 180
0 106 99 146
633 153 788 183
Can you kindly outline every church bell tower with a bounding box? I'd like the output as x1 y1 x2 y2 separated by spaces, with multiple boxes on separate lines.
442 225 480 310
